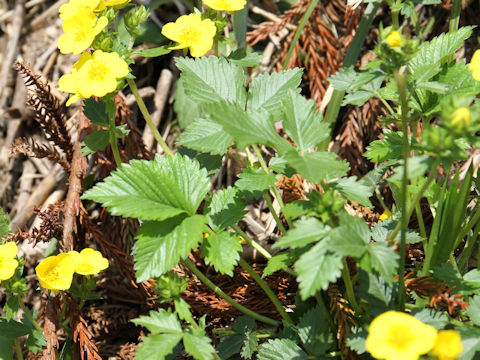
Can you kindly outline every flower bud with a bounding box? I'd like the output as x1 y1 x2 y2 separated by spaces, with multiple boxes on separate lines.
124 5 149 35
386 30 402 47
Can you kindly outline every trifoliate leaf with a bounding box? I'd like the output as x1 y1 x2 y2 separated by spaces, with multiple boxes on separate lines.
200 232 242 276
206 187 247 232
177 117 233 155
240 331 258 359
298 306 333 355
81 130 110 156
295 238 343 299
331 176 374 207
329 213 370 258
183 328 216 360
262 252 295 278
235 169 277 193
133 215 206 281
131 309 182 334
247 68 303 116
175 56 247 106
327 66 357 91
83 98 109 126
281 90 330 152
273 217 330 249
135 333 183 360
257 339 308 360
82 154 210 221
283 150 349 183
364 129 406 163
25 330 46 354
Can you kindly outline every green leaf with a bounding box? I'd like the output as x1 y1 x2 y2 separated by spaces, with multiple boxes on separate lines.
0 318 31 338
284 150 349 183
0 336 13 360
456 327 480 360
342 77 384 106
206 187 246 232
298 306 333 355
134 45 171 57
0 207 10 240
235 169 277 193
227 48 263 67
329 213 370 257
281 90 330 152
81 130 110 156
411 308 449 329
263 252 295 278
25 330 46 354
295 238 343 299
133 215 206 281
357 270 396 316
203 101 292 153
328 66 357 91
364 129 406 163
371 218 424 244
175 56 247 106
83 98 109 126
247 68 303 116
200 232 242 276
273 217 330 249
177 118 233 155
183 328 216 360
135 333 183 360
217 316 256 360
364 242 399 283
132 309 182 334
174 78 201 128
257 339 307 360
408 27 474 81
217 335 244 360
3 296 18 321
83 154 210 220
466 296 480 326
112 17 135 56
331 176 373 207
282 200 314 220
114 124 130 138
347 328 368 354
240 331 258 359
177 148 222 177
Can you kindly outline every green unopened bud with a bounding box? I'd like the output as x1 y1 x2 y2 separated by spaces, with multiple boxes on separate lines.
102 7 117 23
124 5 149 35
94 36 114 52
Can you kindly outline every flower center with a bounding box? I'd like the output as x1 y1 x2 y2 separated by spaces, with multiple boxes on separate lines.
387 325 414 350
45 268 60 283
180 26 201 45
87 60 108 81
77 263 95 273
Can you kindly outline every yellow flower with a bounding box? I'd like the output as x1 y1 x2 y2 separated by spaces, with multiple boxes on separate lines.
68 248 109 275
58 50 129 105
0 242 18 282
35 253 78 290
386 31 402 47
451 107 470 129
96 0 131 11
58 8 108 54
59 0 101 19
203 0 246 12
161 14 216 57
379 209 392 221
366 311 438 360
432 330 463 360
469 49 480 81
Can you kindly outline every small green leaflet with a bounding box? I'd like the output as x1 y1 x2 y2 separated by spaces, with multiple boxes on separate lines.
83 98 109 126
273 217 330 250
262 252 295 278
183 328 216 360
257 339 308 360
134 45 171 57
331 176 374 207
206 187 247 232
81 130 109 156
298 306 333 356
200 231 242 276
466 296 480 326
131 309 182 334
235 169 277 193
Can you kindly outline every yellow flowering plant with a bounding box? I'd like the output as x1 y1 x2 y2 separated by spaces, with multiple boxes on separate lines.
69 248 109 275
0 241 19 282
203 0 246 12
432 330 463 360
35 252 78 291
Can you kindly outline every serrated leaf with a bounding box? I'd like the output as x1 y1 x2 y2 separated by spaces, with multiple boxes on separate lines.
357 270 396 316
273 217 330 249
257 339 308 360
411 308 449 329
203 101 292 153
298 306 333 355
227 48 263 67
133 215 206 281
0 318 31 338
282 200 314 220
83 98 109 126
81 130 110 156
177 147 222 177
342 76 384 106
83 154 210 220
365 242 399 283
284 150 349 183
134 45 171 57
281 90 330 152
327 66 357 91
175 56 246 106
247 68 302 116
262 252 295 277
174 78 201 128
206 187 246 232
25 330 46 354
132 309 182 334
135 333 183 360
331 176 373 207
364 129 406 162
371 218 424 244
4 296 18 321
347 328 368 354
235 169 277 193
183 329 216 360
0 336 13 360
455 327 480 360
466 296 480 326
200 232 242 276
177 118 233 155
329 213 370 257
409 27 474 81
240 331 258 359
0 207 10 240
217 335 244 359
295 238 343 299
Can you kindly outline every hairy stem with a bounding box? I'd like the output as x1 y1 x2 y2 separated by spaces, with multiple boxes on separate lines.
126 78 173 157
341 259 362 315
449 0 461 33
18 297 43 332
15 338 24 360
109 113 123 167
183 258 279 326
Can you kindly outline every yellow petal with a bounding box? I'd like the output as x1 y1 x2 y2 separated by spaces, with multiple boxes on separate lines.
0 242 17 260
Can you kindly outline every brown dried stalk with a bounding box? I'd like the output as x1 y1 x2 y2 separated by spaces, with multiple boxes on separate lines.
11 137 70 172
327 284 356 356
42 295 60 360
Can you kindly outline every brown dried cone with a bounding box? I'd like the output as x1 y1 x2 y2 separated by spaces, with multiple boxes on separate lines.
247 0 361 105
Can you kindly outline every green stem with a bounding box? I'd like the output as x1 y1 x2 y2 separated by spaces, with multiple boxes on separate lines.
282 0 319 70
18 298 43 332
449 0 462 33
374 91 395 115
251 144 269 173
238 257 293 324
375 188 390 212
264 191 287 234
232 4 248 49
126 78 173 157
454 205 480 250
324 2 381 126
15 338 24 360
396 70 410 312
341 259 362 315
109 112 123 167
232 224 272 260
182 258 279 326
314 292 336 332
458 221 480 270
